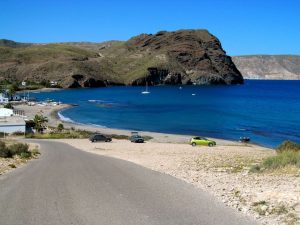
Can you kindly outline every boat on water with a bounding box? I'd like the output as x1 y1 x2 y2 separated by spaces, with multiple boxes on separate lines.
141 82 150 94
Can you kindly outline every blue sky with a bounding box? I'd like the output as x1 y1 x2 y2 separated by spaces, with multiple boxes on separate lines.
0 0 299 56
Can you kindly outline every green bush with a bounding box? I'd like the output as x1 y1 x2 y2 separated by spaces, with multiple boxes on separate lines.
276 140 300 153
26 129 92 139
0 141 12 158
57 123 64 132
20 152 32 159
9 143 30 156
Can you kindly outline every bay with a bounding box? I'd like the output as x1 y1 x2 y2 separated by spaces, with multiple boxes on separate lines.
31 80 300 148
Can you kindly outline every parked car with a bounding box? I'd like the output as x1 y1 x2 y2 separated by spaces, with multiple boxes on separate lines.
190 137 216 147
239 137 250 143
89 134 112 142
130 132 144 143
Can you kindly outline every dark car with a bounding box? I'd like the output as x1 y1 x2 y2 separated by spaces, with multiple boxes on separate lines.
130 132 144 143
89 134 112 142
239 137 250 143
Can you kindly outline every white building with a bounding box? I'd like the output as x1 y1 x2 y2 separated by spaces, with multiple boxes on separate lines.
0 108 13 117
0 108 26 134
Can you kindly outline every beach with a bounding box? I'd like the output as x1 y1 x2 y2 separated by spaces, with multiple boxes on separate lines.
14 102 300 225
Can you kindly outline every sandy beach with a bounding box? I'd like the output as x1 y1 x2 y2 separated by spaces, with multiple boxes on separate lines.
16 103 240 144
14 102 300 225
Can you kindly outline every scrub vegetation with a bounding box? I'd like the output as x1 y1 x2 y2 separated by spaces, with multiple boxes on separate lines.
250 141 300 173
0 140 39 159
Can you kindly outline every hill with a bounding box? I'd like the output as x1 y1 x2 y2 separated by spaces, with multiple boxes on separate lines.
232 55 300 80
0 30 243 88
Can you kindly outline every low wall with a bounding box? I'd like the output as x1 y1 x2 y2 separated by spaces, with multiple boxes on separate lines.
0 124 25 134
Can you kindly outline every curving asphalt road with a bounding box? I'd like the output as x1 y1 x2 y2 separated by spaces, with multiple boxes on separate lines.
0 140 257 225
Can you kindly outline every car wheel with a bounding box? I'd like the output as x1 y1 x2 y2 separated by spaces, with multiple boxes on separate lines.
192 142 196 146
208 143 213 147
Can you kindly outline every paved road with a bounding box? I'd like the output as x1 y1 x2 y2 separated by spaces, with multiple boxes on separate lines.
0 141 256 225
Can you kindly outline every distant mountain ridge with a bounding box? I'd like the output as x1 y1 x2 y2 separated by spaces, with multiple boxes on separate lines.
232 55 300 80
0 39 33 48
0 30 243 88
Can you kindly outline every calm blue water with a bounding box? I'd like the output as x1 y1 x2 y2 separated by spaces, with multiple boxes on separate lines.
31 80 300 148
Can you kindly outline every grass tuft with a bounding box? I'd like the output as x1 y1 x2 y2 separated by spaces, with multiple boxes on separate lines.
262 151 300 170
250 141 300 173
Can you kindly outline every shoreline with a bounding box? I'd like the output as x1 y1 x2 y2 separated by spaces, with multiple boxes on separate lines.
52 103 255 145
15 101 272 147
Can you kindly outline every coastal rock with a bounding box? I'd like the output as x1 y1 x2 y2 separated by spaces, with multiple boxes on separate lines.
128 30 243 85
131 68 182 85
0 30 243 87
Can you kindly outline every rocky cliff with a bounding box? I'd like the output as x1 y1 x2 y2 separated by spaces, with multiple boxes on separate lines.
0 30 243 88
233 55 300 80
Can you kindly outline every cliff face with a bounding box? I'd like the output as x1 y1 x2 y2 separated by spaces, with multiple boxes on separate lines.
0 30 243 88
127 30 243 85
233 55 300 80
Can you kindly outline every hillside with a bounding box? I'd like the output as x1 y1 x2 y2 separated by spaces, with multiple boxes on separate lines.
0 30 243 88
233 55 300 80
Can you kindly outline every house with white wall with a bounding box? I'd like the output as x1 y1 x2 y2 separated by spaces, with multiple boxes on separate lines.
0 108 26 134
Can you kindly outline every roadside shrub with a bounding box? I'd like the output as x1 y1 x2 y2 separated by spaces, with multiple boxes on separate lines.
20 152 32 159
276 140 300 153
250 140 300 172
0 141 12 158
57 123 64 132
9 143 30 156
26 129 90 139
12 131 25 136
263 151 300 169
25 133 34 138
0 141 5 149
0 132 8 138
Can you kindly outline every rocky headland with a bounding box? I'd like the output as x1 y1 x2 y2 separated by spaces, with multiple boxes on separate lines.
0 29 243 88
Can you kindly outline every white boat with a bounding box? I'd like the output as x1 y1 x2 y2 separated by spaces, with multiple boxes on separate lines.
141 82 150 94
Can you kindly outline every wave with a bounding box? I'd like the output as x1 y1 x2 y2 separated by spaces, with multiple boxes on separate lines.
88 99 106 103
235 128 248 131
87 123 107 128
57 111 74 123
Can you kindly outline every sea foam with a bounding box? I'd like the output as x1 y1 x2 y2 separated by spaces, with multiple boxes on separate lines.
57 111 74 123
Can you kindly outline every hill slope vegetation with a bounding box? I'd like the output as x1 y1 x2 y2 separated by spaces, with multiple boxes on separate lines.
0 30 243 88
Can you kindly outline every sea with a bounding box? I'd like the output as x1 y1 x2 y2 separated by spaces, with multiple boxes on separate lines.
31 80 300 148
